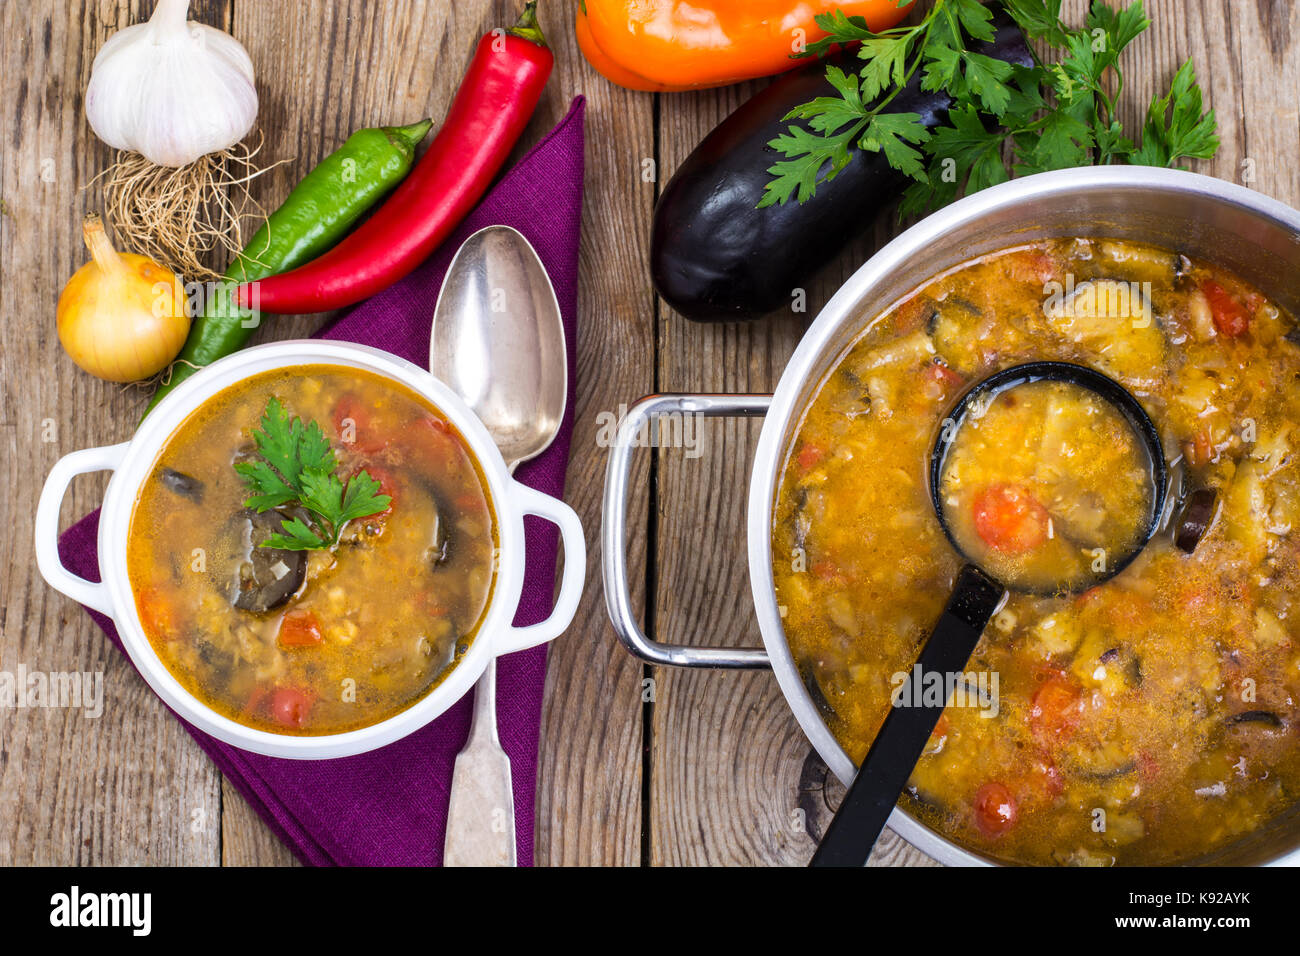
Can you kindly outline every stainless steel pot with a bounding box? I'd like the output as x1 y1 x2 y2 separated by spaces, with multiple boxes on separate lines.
602 166 1300 866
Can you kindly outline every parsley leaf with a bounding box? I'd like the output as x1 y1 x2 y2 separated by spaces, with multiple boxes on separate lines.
961 51 1015 116
760 120 867 207
1086 1 1150 57
857 34 918 101
234 397 392 551
1130 58 1219 167
863 112 932 180
1015 108 1094 175
900 103 1006 217
262 516 333 552
1001 0 1067 45
800 10 892 61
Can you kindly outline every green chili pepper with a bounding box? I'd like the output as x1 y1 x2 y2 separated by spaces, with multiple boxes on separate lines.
143 118 433 418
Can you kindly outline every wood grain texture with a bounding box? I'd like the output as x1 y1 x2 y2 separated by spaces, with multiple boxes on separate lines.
0 0 229 867
2 0 1297 866
529 0 652 868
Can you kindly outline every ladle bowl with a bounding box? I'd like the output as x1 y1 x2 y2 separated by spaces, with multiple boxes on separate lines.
930 361 1169 595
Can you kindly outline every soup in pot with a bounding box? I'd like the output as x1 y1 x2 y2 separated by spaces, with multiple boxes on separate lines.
772 238 1300 865
127 364 497 736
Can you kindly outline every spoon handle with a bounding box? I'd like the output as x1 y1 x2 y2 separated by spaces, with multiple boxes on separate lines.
444 659 517 866
445 459 523 867
810 565 1004 867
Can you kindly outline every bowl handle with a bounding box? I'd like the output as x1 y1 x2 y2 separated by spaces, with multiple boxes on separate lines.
496 482 588 654
34 443 129 618
601 393 773 669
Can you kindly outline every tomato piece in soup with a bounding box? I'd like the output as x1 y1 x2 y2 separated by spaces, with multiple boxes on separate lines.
972 483 1050 554
1030 676 1084 742
138 586 182 640
333 393 389 454
409 415 468 468
278 610 324 648
973 782 1019 837
270 686 316 729
1201 279 1251 337
796 442 826 471
357 465 397 518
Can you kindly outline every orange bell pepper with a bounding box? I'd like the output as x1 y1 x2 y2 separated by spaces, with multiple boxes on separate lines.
576 0 916 92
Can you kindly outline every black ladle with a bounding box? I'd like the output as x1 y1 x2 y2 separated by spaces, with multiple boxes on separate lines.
810 362 1168 867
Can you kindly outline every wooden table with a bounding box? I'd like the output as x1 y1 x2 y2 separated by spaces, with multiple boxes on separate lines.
2 0 1296 866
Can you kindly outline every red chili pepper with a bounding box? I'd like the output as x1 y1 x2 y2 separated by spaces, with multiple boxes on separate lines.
238 3 553 314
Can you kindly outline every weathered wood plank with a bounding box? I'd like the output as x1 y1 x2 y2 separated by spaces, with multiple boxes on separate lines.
530 0 652 868
0 0 232 866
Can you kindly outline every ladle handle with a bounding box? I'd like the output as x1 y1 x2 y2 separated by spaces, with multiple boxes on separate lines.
811 564 1004 867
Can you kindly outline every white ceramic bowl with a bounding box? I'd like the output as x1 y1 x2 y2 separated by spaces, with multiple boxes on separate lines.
35 341 586 759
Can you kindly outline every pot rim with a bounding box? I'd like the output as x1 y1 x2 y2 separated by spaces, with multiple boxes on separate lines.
746 165 1300 866
38 340 581 760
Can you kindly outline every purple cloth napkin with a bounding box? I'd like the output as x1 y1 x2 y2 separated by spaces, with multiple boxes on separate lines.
56 97 586 866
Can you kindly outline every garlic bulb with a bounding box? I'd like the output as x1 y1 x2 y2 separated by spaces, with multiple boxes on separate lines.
85 0 258 167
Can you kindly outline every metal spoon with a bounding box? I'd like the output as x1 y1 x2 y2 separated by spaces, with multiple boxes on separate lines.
432 225 568 867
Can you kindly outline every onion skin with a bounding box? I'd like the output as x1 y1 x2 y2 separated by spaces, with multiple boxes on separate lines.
57 214 190 382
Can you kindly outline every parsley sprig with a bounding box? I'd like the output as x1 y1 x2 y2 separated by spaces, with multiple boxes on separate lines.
761 0 1219 215
234 397 391 551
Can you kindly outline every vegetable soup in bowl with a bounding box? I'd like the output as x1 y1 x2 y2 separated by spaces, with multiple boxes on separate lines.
36 341 585 759
128 365 498 736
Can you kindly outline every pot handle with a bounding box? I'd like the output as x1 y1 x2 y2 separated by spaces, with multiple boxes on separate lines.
602 393 773 669
34 442 129 618
496 481 587 655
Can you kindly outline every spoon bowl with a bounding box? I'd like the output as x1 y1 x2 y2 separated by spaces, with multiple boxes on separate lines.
930 361 1168 594
431 225 568 467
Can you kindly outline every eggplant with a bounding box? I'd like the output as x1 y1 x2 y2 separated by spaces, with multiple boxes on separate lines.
651 14 1033 323
228 509 307 613
1174 487 1219 553
1225 710 1284 728
159 467 204 502
426 501 449 567
798 656 839 722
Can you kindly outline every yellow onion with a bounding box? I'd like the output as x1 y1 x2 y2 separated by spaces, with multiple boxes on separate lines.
57 214 190 382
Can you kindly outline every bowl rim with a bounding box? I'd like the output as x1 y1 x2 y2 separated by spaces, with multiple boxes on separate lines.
95 340 531 759
747 165 1300 866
